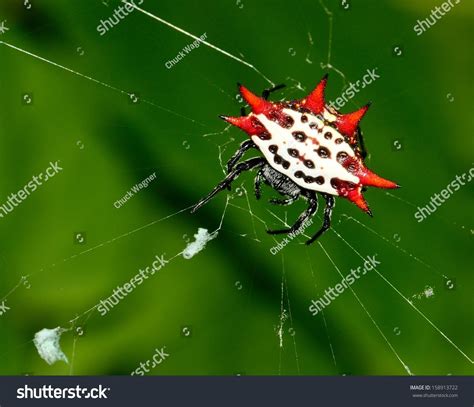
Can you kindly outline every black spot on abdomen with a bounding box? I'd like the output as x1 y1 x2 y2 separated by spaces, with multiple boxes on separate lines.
272 153 290 170
331 177 357 191
269 111 294 129
258 131 271 140
287 148 299 157
315 147 331 159
292 131 307 142
336 151 348 163
284 115 294 128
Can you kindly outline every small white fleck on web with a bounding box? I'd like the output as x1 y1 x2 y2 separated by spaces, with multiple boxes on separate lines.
182 228 219 260
33 327 69 365
410 285 435 301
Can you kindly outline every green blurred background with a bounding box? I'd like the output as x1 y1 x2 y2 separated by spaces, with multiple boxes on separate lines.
0 0 472 375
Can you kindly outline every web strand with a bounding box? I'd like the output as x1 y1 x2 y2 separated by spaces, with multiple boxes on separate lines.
337 214 446 278
265 209 413 374
330 226 473 365
305 248 338 370
0 40 205 126
317 241 414 375
122 1 274 87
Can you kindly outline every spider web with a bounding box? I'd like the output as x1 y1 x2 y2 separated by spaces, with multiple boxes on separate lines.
0 0 472 376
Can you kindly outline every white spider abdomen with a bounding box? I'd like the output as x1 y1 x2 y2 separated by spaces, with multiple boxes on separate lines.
251 108 360 195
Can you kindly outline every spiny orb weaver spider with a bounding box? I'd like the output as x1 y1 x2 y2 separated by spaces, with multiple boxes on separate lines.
192 75 399 244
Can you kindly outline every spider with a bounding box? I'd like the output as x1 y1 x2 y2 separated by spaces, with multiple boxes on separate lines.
191 75 399 244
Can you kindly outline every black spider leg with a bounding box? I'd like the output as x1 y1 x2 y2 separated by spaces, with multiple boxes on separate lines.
267 190 318 235
254 169 265 200
226 139 256 173
305 193 335 245
356 128 368 160
191 157 265 213
269 196 299 206
262 84 286 100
